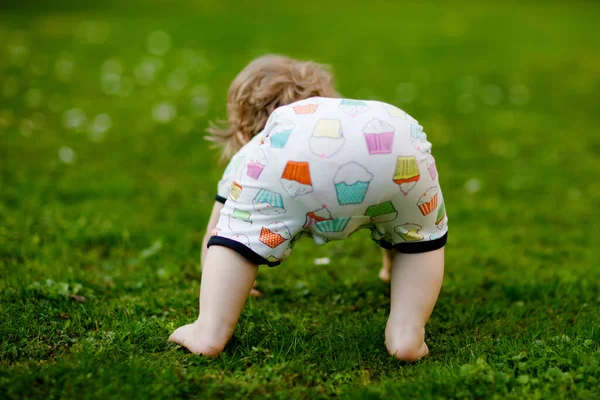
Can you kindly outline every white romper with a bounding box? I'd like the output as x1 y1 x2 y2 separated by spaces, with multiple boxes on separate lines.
208 97 448 266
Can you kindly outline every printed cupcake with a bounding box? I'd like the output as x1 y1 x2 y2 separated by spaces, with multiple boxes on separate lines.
309 119 345 158
363 118 395 154
426 154 437 180
230 233 251 248
229 181 243 201
304 205 333 228
280 161 313 197
339 99 369 117
228 208 252 230
253 189 286 215
417 187 439 216
268 119 295 149
435 201 446 229
383 104 407 119
410 123 432 153
393 156 420 196
365 201 398 223
315 217 351 233
246 149 268 180
293 102 319 114
259 221 291 248
395 223 424 242
334 162 374 205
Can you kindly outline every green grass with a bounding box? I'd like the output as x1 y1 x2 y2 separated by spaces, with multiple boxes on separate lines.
1 0 600 398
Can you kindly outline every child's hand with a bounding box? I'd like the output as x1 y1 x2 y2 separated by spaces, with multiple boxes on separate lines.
250 280 261 297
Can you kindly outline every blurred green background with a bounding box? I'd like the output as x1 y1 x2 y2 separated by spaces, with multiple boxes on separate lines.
1 1 599 399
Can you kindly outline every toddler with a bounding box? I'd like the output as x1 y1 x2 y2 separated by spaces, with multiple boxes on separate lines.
169 55 448 362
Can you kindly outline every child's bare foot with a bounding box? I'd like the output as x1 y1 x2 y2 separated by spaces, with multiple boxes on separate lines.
249 280 262 297
168 320 231 356
385 323 429 362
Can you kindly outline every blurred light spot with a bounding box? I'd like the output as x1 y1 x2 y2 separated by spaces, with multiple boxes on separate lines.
20 119 33 137
48 93 67 113
152 102 176 123
457 93 476 114
3 76 20 97
180 48 210 72
190 85 210 116
489 139 511 157
31 112 46 130
88 113 112 142
101 73 121 95
147 31 171 56
464 178 481 193
510 84 530 105
176 116 194 133
458 75 479 93
76 20 111 45
59 146 76 164
63 108 87 130
102 58 123 75
24 88 44 108
314 257 330 265
481 84 503 106
396 82 417 104
134 56 163 85
0 109 14 128
55 53 75 82
6 43 30 67
167 68 189 92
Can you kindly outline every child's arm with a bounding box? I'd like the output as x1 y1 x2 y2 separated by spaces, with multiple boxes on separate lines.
201 201 225 267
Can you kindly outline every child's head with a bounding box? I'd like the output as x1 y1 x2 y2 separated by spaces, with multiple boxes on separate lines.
207 54 339 161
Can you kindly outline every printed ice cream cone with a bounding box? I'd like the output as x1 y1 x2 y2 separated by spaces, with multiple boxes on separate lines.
334 162 373 205
309 119 345 158
365 201 398 223
259 221 291 248
304 205 333 228
395 223 424 242
253 189 286 215
393 156 420 195
229 181 242 201
363 118 395 154
339 99 369 117
417 187 439 216
280 161 313 197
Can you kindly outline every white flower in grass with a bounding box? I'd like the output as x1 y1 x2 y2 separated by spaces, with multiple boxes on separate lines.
314 257 331 265
58 146 76 164
152 102 176 123
147 31 171 56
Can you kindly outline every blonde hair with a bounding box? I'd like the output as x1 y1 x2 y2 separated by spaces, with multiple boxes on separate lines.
207 55 339 161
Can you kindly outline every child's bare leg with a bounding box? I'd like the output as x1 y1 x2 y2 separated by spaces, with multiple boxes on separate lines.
169 245 258 356
379 248 394 282
385 248 444 362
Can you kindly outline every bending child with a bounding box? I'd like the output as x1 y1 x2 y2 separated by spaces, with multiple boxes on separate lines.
169 55 448 361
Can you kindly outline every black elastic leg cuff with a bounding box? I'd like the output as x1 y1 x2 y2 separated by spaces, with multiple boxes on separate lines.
207 236 281 267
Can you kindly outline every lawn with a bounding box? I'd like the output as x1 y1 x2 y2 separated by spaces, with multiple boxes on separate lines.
1 0 599 398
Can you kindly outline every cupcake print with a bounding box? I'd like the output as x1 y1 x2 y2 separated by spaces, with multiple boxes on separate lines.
339 99 370 117
315 217 351 233
230 233 251 248
410 124 432 153
293 103 319 114
259 221 291 248
395 223 424 242
253 189 286 215
280 161 314 197
246 149 268 180
393 156 420 196
417 187 439 216
364 201 398 223
426 154 437 181
334 162 374 205
229 181 243 201
309 119 345 158
268 119 295 149
228 208 252 230
363 118 395 155
435 201 446 229
304 205 333 228
383 104 407 119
